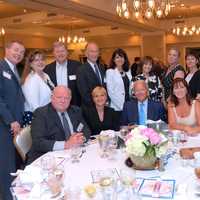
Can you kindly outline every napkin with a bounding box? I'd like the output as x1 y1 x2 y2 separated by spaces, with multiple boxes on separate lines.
100 130 115 137
19 165 43 184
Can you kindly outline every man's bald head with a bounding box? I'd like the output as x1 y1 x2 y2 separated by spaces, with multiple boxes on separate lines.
51 86 71 112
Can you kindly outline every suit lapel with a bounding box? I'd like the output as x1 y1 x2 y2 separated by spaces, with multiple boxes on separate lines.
3 59 20 87
48 104 65 135
67 107 77 132
86 62 101 84
51 61 57 86
147 100 152 120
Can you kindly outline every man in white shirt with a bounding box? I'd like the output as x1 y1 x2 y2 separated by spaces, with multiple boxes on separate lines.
27 86 91 163
121 80 166 126
45 41 81 106
0 41 25 200
77 42 106 106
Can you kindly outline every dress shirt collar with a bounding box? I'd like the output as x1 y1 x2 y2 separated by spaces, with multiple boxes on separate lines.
56 60 68 68
4 58 15 72
87 59 97 71
138 99 148 106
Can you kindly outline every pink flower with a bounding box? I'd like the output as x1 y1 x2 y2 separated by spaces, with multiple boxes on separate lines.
141 128 161 145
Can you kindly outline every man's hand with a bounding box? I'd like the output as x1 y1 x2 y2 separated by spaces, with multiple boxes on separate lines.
10 121 21 136
64 133 84 149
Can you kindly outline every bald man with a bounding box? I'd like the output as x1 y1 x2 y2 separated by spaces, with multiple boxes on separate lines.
27 86 91 163
77 42 106 106
121 80 166 126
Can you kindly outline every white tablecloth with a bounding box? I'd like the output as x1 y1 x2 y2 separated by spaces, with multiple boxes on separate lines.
12 135 200 200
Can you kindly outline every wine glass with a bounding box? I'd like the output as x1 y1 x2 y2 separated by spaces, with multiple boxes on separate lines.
108 135 118 160
98 135 110 158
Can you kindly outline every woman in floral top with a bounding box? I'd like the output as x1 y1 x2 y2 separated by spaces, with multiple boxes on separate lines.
131 56 163 102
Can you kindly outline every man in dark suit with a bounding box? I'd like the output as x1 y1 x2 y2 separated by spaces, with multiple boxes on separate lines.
77 42 106 106
0 41 25 200
121 80 166 126
27 86 91 163
44 41 81 106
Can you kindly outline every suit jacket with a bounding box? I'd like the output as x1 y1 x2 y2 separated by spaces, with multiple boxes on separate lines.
120 99 166 125
77 61 106 106
82 106 119 135
0 59 24 200
44 60 81 106
27 103 91 163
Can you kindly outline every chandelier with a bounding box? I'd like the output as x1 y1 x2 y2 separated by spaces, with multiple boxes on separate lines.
116 0 172 19
172 25 200 36
58 35 86 44
0 27 5 36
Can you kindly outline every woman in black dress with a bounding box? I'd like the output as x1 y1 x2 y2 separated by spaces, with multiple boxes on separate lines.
185 51 200 100
82 86 119 135
162 47 185 101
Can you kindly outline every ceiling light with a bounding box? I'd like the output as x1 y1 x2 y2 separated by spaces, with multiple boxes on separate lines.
116 0 172 20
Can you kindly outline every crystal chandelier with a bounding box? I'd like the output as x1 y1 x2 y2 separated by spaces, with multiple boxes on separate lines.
116 0 172 19
172 25 200 36
58 35 86 44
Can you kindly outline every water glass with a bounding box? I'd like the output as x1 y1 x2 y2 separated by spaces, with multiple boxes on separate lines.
180 132 188 146
120 168 135 187
40 155 56 175
119 126 129 141
70 145 82 163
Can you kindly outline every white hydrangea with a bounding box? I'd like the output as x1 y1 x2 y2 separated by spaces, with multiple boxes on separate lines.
125 137 146 157
155 144 168 158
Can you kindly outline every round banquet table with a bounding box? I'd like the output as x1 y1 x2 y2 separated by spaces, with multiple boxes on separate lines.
11 135 200 200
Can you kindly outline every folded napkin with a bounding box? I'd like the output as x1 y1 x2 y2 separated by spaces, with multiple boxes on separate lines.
100 130 115 137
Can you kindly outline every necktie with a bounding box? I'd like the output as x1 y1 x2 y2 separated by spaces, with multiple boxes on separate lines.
94 64 102 84
139 103 146 125
13 65 20 82
61 112 71 140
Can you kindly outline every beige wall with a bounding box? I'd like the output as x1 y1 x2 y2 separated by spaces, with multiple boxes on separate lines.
1 32 200 67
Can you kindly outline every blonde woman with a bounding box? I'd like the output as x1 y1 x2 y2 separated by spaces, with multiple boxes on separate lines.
82 86 119 135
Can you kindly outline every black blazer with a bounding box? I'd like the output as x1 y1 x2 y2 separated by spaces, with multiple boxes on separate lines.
27 103 91 163
82 106 119 135
120 99 167 125
44 60 81 106
188 70 200 99
77 62 106 106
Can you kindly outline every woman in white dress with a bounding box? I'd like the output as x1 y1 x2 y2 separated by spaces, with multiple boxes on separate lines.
21 50 55 126
168 78 200 136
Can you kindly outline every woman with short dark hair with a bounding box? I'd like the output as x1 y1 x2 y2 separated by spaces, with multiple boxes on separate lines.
131 56 163 102
185 51 200 99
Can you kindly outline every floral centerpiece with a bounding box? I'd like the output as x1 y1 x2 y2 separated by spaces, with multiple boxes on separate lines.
125 126 168 170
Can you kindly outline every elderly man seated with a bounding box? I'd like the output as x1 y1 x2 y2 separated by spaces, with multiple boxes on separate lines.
27 86 91 163
121 80 166 126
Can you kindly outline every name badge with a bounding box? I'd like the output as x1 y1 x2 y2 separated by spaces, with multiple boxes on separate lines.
3 71 11 79
69 75 76 80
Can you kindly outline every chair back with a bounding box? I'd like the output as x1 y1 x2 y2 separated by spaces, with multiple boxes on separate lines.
13 126 32 161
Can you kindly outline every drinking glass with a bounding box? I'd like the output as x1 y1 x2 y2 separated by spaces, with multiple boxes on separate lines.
180 132 188 146
70 145 82 163
120 168 135 187
119 126 129 141
98 135 110 158
108 135 118 159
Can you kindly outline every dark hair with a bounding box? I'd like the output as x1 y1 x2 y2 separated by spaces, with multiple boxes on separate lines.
109 48 130 72
170 78 192 106
185 51 199 69
137 56 153 74
21 50 45 84
134 57 140 62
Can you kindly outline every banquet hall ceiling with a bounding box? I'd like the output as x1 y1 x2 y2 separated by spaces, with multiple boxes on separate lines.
0 0 200 37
